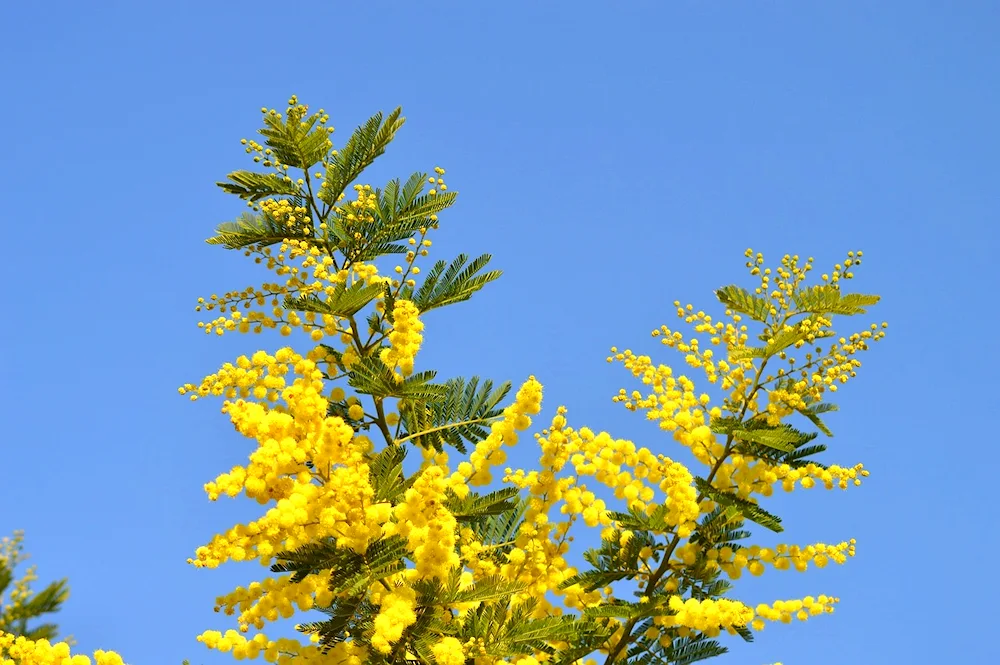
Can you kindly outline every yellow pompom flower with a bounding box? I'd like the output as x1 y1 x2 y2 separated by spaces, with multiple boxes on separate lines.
0 632 129 665
380 299 424 380
431 637 465 665
371 587 418 653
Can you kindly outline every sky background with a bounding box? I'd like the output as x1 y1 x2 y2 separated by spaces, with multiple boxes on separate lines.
1 1 997 664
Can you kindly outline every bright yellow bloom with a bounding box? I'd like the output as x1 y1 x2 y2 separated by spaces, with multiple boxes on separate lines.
431 637 465 665
393 465 460 580
460 377 543 486
654 596 753 637
370 587 418 654
0 632 127 665
380 299 424 380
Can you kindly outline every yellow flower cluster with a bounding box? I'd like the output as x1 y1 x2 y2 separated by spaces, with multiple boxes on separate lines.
636 251 888 420
213 574 334 632
656 311 752 398
188 352 392 568
370 586 418 654
0 634 125 665
495 410 580 608
197 629 367 664
656 595 753 636
262 198 313 235
195 241 393 340
430 637 465 665
379 299 424 380
712 454 869 498
179 349 293 402
458 377 543 486
607 350 725 467
567 428 700 535
749 595 839 630
390 464 461 580
670 540 856 578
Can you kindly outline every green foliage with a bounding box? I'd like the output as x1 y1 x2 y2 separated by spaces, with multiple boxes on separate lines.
397 376 512 453
258 102 333 171
693 478 784 533
367 444 415 503
272 535 409 591
712 412 829 468
560 532 650 593
284 281 385 318
714 285 771 322
792 285 880 315
207 209 304 250
662 634 730 664
401 253 502 314
347 356 447 401
0 533 69 642
434 597 612 665
319 108 405 207
217 171 301 203
336 180 457 264
445 487 521 523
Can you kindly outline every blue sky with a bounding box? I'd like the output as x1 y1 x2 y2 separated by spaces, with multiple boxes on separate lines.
1 1 997 664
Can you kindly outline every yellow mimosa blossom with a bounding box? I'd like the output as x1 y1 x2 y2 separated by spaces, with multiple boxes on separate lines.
370 586 418 653
750 595 840 630
654 596 754 636
380 299 424 380
393 464 460 580
0 633 126 665
431 637 465 665
459 377 543 486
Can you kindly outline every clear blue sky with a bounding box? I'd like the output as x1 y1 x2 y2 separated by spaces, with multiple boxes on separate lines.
1 2 997 664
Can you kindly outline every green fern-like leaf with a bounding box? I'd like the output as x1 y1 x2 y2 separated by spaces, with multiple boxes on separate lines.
792 285 880 315
320 108 405 206
715 285 771 322
662 634 729 664
207 211 295 249
368 444 416 503
257 105 332 170
18 581 69 617
0 560 12 598
558 568 639 592
728 345 767 362
271 535 409 593
606 503 676 535
799 400 839 436
690 506 749 549
217 170 302 202
731 425 813 454
411 254 502 313
464 496 527 553
446 487 521 522
347 356 447 400
583 600 660 620
762 325 812 354
397 376 512 452
284 281 384 318
694 477 783 533
207 194 319 249
452 576 528 604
